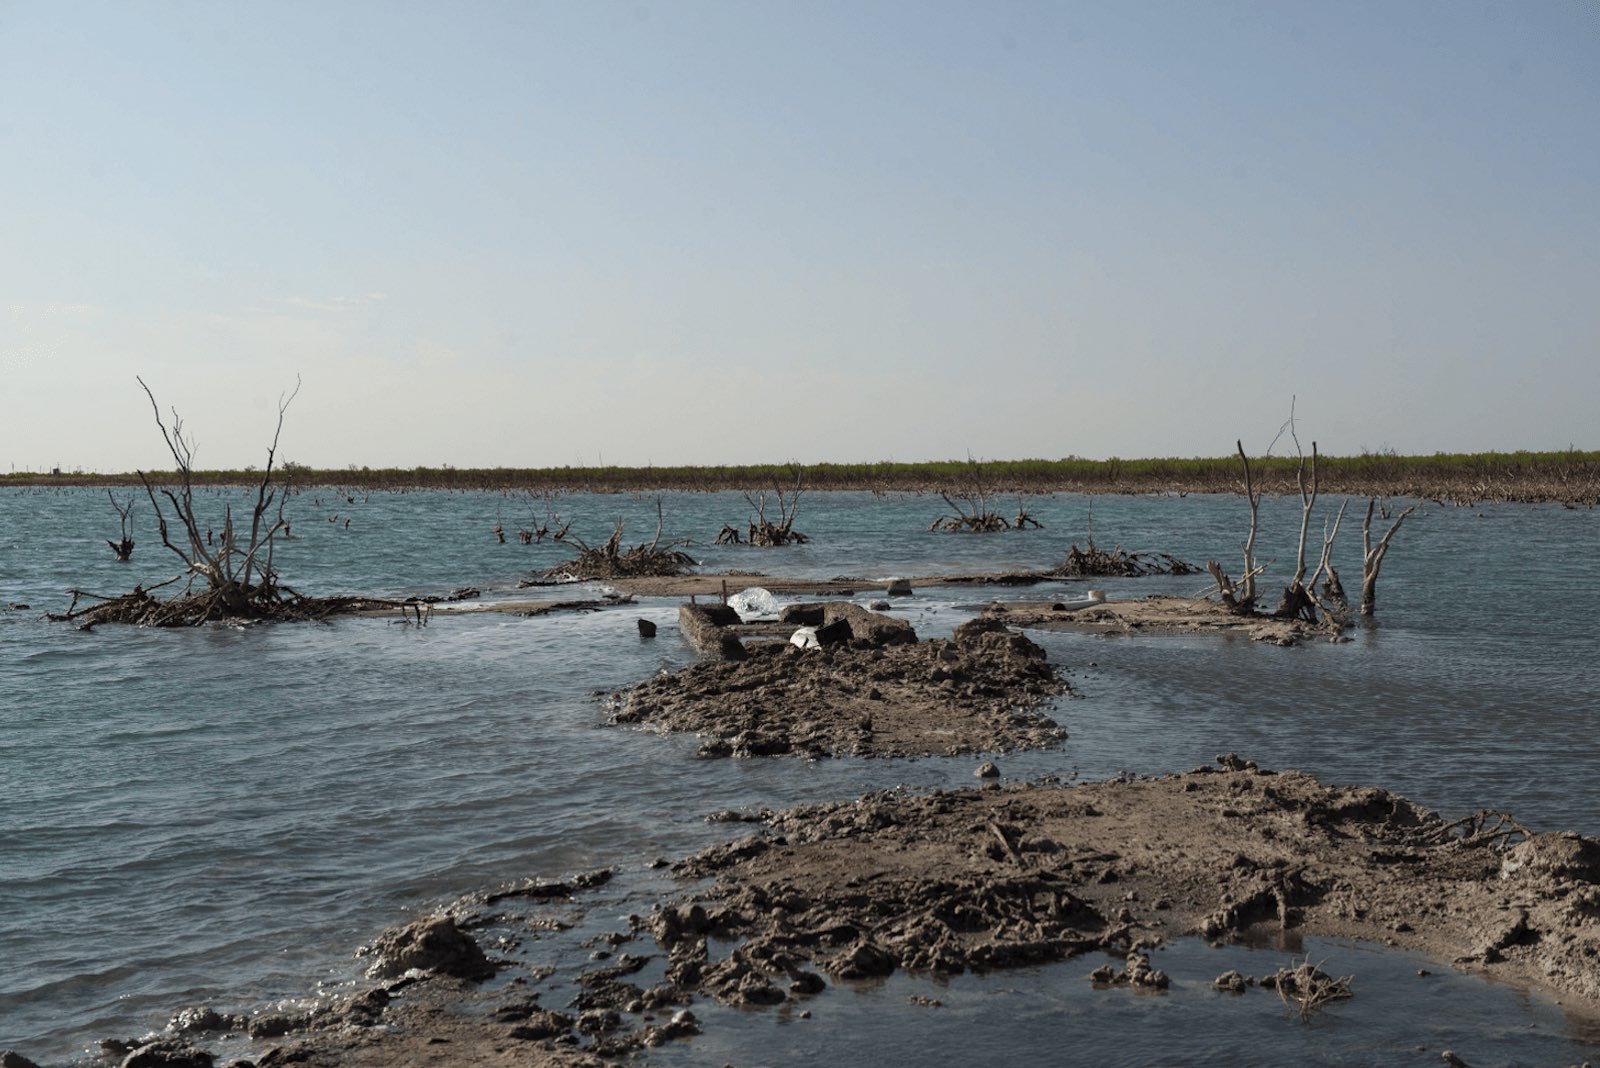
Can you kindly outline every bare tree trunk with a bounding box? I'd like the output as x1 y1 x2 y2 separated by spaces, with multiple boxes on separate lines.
1207 440 1262 614
106 490 136 561
1276 441 1320 621
134 375 300 615
1361 498 1416 616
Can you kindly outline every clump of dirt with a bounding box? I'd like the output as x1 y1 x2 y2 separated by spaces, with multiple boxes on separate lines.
359 913 496 981
607 610 1068 758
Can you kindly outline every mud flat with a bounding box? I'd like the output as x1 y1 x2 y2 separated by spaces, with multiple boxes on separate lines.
64 762 1600 1068
982 594 1317 646
655 760 1600 1021
607 608 1068 759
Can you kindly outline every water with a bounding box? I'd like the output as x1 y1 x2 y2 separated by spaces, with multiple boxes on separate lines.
2 488 1597 1065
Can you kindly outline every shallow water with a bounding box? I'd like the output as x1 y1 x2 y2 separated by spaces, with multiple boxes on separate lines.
1 488 1597 1064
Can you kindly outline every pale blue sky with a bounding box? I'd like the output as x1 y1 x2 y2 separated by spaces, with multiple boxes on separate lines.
3 1 1596 471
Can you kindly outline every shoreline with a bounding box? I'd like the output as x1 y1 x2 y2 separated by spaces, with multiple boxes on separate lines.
40 764 1599 1068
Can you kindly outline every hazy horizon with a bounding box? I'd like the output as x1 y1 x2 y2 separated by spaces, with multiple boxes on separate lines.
4 2 1596 472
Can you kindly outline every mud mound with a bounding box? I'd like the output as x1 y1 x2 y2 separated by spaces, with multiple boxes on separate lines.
608 614 1068 758
360 913 495 981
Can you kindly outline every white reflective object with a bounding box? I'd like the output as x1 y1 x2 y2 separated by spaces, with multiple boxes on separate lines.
790 626 821 650
727 586 779 620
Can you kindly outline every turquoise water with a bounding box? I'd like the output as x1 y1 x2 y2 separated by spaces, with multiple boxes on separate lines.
2 488 1597 1065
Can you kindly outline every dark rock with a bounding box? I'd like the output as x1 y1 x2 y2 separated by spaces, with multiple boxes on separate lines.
245 1015 306 1040
777 604 827 626
637 619 657 638
339 988 390 1027
2 1053 44 1068
975 761 1000 779
119 1042 215 1068
952 616 1011 643
788 971 827 995
1213 969 1250 993
813 618 853 647
168 1007 239 1033
576 1009 621 1034
825 940 897 980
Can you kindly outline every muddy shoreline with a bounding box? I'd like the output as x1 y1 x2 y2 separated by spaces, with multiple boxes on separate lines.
49 763 1600 1068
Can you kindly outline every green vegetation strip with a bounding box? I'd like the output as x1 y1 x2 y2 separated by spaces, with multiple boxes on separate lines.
7 450 1598 503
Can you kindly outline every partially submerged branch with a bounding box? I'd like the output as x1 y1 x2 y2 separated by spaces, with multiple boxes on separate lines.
1206 440 1263 614
105 490 136 561
1361 498 1416 616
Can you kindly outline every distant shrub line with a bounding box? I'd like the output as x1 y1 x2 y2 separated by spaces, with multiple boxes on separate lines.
8 450 1597 504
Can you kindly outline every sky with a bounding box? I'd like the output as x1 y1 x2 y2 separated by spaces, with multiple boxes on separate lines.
2 0 1596 472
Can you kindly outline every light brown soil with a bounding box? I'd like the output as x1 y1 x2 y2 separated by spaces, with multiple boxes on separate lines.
984 594 1318 646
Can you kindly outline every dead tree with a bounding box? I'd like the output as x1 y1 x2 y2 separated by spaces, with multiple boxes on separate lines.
535 498 694 581
929 456 1009 532
1013 497 1044 529
1361 497 1416 616
742 464 809 546
518 493 569 544
1275 436 1321 622
1308 499 1351 626
106 491 136 561
1206 440 1265 614
51 377 367 627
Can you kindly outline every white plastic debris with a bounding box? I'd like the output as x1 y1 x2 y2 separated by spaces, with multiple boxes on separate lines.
790 626 821 650
727 586 779 620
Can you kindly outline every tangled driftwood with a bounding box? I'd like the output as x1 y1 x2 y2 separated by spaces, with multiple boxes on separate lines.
725 465 809 546
537 501 694 581
1049 539 1198 578
1264 957 1353 1020
56 378 368 629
